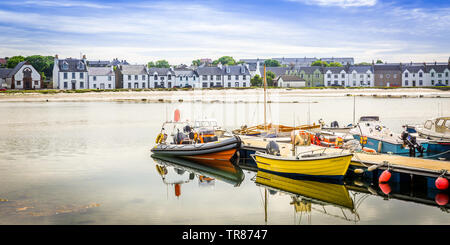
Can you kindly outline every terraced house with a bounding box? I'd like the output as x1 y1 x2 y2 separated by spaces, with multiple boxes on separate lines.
373 63 402 87
296 67 324 87
88 66 115 89
115 65 149 89
52 55 88 89
346 65 374 87
148 67 176 88
173 68 198 88
427 62 450 86
323 67 347 86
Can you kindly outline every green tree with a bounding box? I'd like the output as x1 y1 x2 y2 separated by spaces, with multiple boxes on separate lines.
25 55 54 79
265 71 276 86
250 74 263 86
356 62 371 66
376 60 383 64
311 60 329 67
148 60 170 68
212 56 236 66
328 62 343 67
6 56 25 68
264 59 281 67
192 59 202 66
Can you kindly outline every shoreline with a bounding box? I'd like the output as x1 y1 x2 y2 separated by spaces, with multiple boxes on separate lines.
1 88 449 103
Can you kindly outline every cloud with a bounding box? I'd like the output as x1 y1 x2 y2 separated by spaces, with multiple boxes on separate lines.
5 0 111 9
287 0 377 7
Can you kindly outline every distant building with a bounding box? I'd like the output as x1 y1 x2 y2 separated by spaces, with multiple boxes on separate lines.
115 65 149 89
323 67 347 86
52 55 88 89
346 65 374 87
373 63 402 87
0 61 41 89
173 68 199 88
0 58 6 68
87 60 111 67
401 64 426 87
426 62 450 86
320 57 354 66
88 66 115 89
276 75 306 88
148 67 176 88
111 58 129 67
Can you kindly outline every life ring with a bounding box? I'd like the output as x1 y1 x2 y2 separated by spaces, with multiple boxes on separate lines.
362 147 376 153
335 137 343 147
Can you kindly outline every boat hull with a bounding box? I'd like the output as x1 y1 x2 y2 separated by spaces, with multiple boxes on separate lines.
253 152 352 182
352 134 429 155
151 136 241 161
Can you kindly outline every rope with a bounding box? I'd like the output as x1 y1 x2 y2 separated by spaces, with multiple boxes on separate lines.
422 150 450 159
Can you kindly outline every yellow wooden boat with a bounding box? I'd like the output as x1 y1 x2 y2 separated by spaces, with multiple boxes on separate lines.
255 171 354 210
252 151 353 182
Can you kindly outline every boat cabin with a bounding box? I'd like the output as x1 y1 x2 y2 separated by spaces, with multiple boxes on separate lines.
424 117 450 134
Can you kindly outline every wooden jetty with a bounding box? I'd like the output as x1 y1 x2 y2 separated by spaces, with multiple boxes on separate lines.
235 136 450 179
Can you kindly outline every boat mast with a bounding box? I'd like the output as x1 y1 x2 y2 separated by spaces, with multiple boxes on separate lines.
264 64 267 131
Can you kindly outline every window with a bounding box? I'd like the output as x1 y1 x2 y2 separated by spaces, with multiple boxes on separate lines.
210 75 214 80
72 73 75 79
405 72 408 78
80 82 84 88
235 75 239 80
93 84 97 89
128 75 131 80
135 75 138 80
64 73 68 79
235 82 239 87
17 81 21 86
327 74 331 78
161 76 164 81
431 72 435 77
34 81 38 85
142 82 146 88
168 75 171 80
216 75 220 80
342 74 345 79
154 82 158 87
446 72 449 77
367 74 371 78
142 75 145 80
193 76 196 81
134 83 138 88
405 80 408 86
419 72 423 77
438 74 442 78
315 74 319 78
424 120 433 129
64 82 68 88
210 82 214 87
203 75 207 80
360 74 363 79
228 82 231 87
431 80 435 85
243 82 246 87
108 84 111 89
154 75 158 80
202 82 207 87
334 74 338 79
93 76 97 81
228 75 231 80
128 82 131 88
108 76 111 81
419 80 423 85
80 73 84 79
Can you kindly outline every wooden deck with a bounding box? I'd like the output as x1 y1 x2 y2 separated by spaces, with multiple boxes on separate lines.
235 136 450 178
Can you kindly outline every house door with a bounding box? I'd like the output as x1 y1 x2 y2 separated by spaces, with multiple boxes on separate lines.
23 68 32 89
412 81 416 87
100 83 105 89
71 81 76 89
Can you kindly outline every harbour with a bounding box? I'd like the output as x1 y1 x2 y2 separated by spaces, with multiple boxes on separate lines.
1 91 449 225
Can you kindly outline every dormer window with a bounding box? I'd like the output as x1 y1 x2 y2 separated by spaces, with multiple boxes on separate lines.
77 61 84 70
226 67 230 73
62 61 68 70
154 75 158 80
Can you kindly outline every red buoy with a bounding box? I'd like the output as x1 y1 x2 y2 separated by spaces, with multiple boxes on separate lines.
174 109 180 122
379 170 391 183
435 177 449 190
435 193 449 206
175 183 181 197
379 183 391 195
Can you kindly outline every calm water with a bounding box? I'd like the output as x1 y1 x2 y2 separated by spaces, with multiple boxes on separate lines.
0 94 449 225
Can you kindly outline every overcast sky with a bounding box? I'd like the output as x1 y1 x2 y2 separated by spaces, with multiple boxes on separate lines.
0 0 449 65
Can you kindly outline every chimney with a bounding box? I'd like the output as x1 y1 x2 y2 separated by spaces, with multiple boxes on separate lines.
217 62 222 69
55 54 59 59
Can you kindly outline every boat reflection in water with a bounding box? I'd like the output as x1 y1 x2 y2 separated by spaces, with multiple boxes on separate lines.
151 154 245 198
254 170 359 224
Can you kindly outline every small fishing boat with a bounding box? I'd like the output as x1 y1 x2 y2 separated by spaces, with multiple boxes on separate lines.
405 117 450 159
251 142 352 182
350 116 428 156
151 111 241 162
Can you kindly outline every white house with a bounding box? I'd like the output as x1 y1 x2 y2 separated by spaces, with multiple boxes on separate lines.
346 66 374 87
426 63 450 86
221 64 251 88
323 67 347 87
276 75 306 88
116 65 149 89
148 67 176 88
173 68 198 88
402 65 426 87
196 66 223 88
88 66 115 89
0 61 41 89
52 55 88 89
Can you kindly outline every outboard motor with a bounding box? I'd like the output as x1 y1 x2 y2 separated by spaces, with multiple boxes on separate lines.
266 141 280 156
183 125 192 133
401 131 424 157
330 121 339 128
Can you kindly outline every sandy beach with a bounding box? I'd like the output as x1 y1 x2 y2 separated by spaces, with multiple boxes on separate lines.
0 88 449 103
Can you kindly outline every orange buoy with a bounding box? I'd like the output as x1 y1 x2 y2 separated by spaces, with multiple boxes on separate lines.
379 170 391 183
379 183 391 195
435 177 449 190
362 147 376 153
175 183 181 197
174 109 180 122
435 193 449 206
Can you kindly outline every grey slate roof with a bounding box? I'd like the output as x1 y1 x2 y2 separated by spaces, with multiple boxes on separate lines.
58 58 87 72
88 67 114 76
298 66 323 74
259 67 291 77
426 64 449 73
323 66 346 73
278 75 305 82
222 65 250 76
0 68 13 79
348 65 373 73
273 57 318 65
174 69 196 77
402 65 425 73
148 67 175 76
87 60 111 67
121 65 147 75
373 64 402 71
8 61 27 76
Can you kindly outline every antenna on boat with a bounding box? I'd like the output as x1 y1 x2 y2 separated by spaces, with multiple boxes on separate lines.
263 64 267 131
